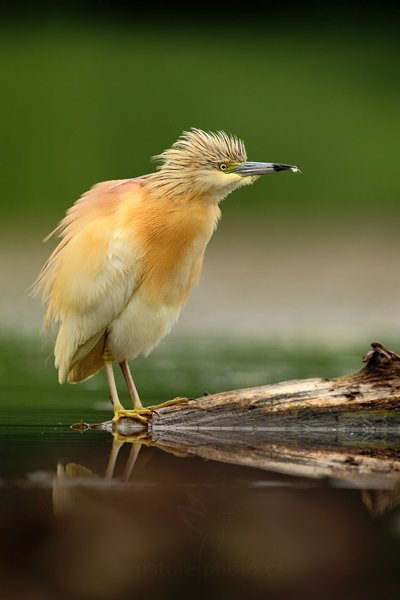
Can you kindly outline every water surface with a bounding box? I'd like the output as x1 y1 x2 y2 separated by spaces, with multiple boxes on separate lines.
1 338 398 599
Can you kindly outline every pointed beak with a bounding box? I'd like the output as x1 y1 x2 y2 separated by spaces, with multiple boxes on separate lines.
234 162 298 176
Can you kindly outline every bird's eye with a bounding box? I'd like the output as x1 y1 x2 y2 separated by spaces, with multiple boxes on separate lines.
219 163 228 171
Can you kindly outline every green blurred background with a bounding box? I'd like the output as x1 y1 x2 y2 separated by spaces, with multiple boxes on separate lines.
1 14 399 226
1 7 400 345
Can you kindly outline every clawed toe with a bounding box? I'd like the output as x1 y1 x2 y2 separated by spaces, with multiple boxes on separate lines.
112 396 190 425
113 406 152 424
147 396 190 411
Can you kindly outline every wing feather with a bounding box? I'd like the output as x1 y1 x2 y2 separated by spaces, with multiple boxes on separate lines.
33 178 144 382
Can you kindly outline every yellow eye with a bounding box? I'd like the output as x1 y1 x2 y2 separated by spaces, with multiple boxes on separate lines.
219 163 228 171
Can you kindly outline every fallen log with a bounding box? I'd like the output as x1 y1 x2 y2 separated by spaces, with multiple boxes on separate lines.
89 342 396 484
110 342 400 437
77 342 400 492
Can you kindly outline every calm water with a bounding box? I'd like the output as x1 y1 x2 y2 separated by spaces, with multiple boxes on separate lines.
1 338 399 599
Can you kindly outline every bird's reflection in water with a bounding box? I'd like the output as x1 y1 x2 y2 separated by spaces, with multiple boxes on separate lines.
50 433 399 600
104 433 147 482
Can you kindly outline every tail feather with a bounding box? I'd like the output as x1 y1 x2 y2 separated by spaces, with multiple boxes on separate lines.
55 319 106 384
67 332 106 383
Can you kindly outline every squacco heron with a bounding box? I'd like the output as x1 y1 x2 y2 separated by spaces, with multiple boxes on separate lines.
34 129 298 422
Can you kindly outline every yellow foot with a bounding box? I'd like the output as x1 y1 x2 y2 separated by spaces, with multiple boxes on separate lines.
113 404 152 424
113 397 190 424
147 396 190 411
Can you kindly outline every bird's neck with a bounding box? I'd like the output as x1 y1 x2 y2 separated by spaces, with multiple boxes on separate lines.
142 171 231 206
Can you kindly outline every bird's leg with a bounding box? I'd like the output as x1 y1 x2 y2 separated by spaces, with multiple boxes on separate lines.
104 360 122 412
103 359 150 424
103 350 185 422
119 360 143 409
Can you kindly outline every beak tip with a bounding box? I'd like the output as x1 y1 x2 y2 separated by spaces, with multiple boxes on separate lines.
273 164 300 173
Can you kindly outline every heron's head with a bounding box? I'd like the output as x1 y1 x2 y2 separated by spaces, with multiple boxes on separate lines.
151 128 298 202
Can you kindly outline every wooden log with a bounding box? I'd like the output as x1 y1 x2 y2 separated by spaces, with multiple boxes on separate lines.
111 342 400 435
91 342 400 489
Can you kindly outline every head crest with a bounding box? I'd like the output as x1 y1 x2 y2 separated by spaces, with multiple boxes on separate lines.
153 128 247 170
